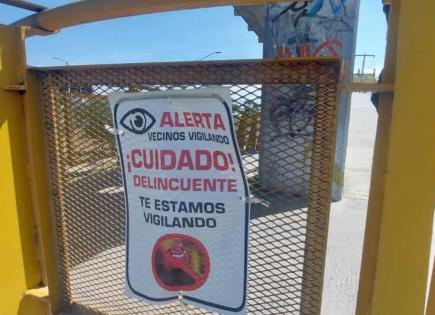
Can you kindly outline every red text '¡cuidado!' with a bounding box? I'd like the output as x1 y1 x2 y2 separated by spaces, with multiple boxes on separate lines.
126 149 236 173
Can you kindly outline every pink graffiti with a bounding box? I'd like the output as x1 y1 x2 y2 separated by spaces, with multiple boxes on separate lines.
277 47 293 58
276 39 343 59
313 39 343 56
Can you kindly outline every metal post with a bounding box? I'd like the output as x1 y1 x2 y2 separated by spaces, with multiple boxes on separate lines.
355 1 399 310
355 54 375 82
361 53 366 75
0 25 49 315
356 0 435 314
23 70 65 313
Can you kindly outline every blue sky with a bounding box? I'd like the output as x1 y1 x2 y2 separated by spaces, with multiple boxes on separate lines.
0 0 387 72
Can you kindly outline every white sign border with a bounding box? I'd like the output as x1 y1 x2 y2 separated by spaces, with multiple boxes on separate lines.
111 89 250 313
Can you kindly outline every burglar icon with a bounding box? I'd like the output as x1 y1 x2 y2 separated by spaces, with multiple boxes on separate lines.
152 234 210 291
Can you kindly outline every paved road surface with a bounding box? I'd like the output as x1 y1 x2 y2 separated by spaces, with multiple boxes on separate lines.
321 93 377 315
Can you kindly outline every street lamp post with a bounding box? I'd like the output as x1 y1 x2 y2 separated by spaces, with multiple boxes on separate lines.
52 56 69 66
197 51 222 61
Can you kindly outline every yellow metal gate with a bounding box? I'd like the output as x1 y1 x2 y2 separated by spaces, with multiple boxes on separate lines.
34 58 340 314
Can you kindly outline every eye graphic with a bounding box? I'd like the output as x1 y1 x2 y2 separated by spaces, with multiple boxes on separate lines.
120 108 156 134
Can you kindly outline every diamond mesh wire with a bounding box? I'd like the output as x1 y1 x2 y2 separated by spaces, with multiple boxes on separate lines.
34 59 340 315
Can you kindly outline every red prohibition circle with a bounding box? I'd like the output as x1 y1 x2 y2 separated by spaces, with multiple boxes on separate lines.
151 234 210 291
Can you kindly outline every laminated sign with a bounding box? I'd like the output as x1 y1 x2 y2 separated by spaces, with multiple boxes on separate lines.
109 87 250 314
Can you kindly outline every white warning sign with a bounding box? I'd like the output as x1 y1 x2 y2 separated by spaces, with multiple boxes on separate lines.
109 87 250 314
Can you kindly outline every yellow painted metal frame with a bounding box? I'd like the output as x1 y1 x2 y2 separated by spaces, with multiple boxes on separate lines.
357 1 435 314
12 0 310 36
0 25 47 315
0 24 62 315
1 0 435 314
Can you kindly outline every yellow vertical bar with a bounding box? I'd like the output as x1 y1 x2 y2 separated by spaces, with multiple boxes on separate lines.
356 1 400 313
0 24 49 314
23 69 64 312
357 1 435 314
300 65 341 314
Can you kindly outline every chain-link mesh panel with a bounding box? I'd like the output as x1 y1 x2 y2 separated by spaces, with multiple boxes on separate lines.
34 59 340 315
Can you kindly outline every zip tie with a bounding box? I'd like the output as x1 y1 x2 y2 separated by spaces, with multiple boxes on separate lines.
178 291 188 315
240 195 260 204
104 124 124 136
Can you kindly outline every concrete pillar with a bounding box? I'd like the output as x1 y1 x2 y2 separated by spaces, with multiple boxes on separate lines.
258 0 360 200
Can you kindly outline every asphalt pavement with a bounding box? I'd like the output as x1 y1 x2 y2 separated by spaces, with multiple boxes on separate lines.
321 93 377 315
